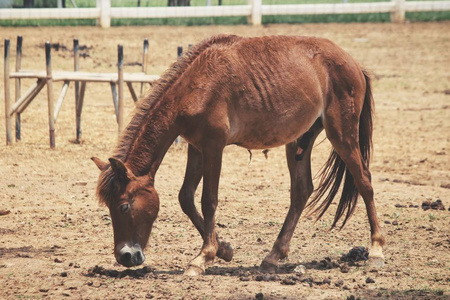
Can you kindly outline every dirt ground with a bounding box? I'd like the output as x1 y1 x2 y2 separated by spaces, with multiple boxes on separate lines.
0 22 449 299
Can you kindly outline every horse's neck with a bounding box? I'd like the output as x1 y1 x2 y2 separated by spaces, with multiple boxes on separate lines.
119 95 179 178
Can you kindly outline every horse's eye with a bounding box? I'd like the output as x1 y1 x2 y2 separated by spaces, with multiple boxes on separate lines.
119 203 130 213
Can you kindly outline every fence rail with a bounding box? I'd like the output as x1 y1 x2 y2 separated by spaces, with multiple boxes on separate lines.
1 0 449 27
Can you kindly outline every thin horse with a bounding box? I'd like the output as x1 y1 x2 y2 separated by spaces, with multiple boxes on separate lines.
92 34 385 276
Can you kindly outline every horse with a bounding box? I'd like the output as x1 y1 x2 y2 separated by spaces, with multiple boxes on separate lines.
92 34 385 276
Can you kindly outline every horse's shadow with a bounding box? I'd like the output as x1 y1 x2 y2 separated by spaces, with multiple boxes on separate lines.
84 257 347 279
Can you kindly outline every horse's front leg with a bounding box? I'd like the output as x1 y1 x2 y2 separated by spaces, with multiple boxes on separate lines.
179 144 233 264
184 144 224 276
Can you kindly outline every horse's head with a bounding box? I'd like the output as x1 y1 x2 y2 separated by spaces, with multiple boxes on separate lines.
91 157 159 268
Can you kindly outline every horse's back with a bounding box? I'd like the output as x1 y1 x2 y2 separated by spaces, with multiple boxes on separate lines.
178 35 365 150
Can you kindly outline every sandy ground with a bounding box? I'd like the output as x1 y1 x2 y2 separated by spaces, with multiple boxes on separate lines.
0 22 449 299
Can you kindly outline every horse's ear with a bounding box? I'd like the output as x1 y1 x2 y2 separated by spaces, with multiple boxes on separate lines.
91 157 109 171
108 158 136 180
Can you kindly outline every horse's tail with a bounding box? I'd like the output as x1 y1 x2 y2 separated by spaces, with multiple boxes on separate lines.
306 69 374 229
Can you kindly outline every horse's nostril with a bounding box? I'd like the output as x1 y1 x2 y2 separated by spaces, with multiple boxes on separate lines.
120 252 132 265
135 251 144 264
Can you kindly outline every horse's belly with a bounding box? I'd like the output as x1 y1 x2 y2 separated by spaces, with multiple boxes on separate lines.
228 108 321 150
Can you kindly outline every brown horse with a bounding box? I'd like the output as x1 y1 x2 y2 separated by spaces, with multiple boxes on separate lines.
92 34 385 276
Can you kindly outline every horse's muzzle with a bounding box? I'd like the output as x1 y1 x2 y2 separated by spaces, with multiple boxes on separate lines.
117 244 145 267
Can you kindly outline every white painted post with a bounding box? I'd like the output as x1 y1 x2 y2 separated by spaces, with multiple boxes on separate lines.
99 0 111 28
391 0 405 23
248 0 262 25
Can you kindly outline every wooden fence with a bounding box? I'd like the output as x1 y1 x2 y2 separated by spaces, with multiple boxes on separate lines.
0 0 449 27
3 37 159 148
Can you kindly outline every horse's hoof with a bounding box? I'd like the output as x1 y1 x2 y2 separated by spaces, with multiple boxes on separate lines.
184 265 205 276
260 260 278 274
368 256 385 268
217 242 233 262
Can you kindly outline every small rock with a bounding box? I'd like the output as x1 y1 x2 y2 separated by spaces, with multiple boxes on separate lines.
366 277 375 283
145 294 154 299
343 285 351 290
39 288 49 293
293 264 306 276
341 264 350 273
395 204 406 208
255 292 264 300
392 221 398 226
335 279 344 287
86 281 93 286
281 278 296 285
239 276 250 281
323 278 331 284
60 272 68 277
384 220 391 224
54 258 63 263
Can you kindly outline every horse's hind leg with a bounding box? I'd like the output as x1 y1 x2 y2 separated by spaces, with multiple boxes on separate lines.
261 125 322 273
323 99 385 266
178 145 233 268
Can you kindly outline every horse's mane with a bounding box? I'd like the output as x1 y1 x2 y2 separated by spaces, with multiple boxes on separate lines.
96 34 242 206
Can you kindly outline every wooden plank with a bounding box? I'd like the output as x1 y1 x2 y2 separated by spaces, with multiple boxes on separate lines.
54 81 70 122
260 2 395 15
45 42 56 148
0 8 101 20
17 79 46 114
9 70 159 83
109 5 252 19
405 1 450 12
127 82 138 103
10 79 45 115
4 39 12 145
15 36 23 141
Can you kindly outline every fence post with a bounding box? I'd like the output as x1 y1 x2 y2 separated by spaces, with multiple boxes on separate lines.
391 0 405 23
45 42 56 148
117 45 124 134
248 0 262 25
4 39 12 145
99 0 111 28
15 36 23 142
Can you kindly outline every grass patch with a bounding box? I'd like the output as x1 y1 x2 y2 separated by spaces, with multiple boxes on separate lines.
263 12 391 24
